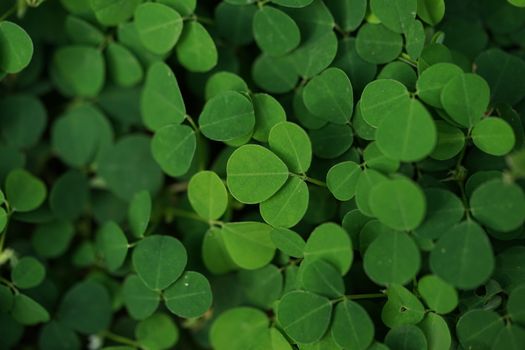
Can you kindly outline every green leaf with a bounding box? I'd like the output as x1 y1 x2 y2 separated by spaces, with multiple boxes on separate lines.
221 222 276 270
151 124 196 178
299 259 345 298
370 0 417 33
253 6 301 56
376 98 437 162
364 231 420 285
304 223 353 275
331 300 375 350
475 48 525 105
239 265 283 308
291 30 338 79
99 135 163 200
309 123 354 159
175 21 217 72
270 227 306 258
456 310 505 350
268 122 311 174
205 71 249 101
355 169 388 216
50 170 89 221
253 93 287 142
132 235 187 290
492 325 525 350
418 313 452 350
272 0 313 7
32 221 75 259
135 313 179 350
416 62 463 108
164 271 212 318
360 79 410 127
51 46 105 98
57 281 111 334
141 62 186 131
122 275 160 320
326 161 362 201
90 0 141 26
303 68 354 125
215 3 256 46
260 177 309 228
0 208 6 232
11 257 45 289
0 95 47 150
226 144 289 204
202 227 238 274
51 104 112 168
356 23 403 64
430 121 466 160
471 117 516 156
188 171 228 220
39 321 81 350
440 73 490 128
470 179 525 232
134 3 183 55
210 307 269 350
363 142 400 173
65 15 105 46
277 290 332 344
326 0 367 32
508 284 525 326
5 169 46 212
430 221 494 289
252 54 299 94
96 221 128 271
0 21 33 74
417 275 458 314
385 325 428 350
415 188 464 240
11 294 49 325
106 42 143 87
417 0 445 25
382 284 425 328
128 190 151 238
199 91 255 142
369 177 426 230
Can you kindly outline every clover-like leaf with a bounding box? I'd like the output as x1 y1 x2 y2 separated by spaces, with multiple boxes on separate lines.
134 3 183 55
132 235 187 290
226 144 289 204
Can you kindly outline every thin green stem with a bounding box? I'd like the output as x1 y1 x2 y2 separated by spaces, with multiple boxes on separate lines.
347 293 386 300
0 3 17 21
100 330 142 349
169 208 223 227
399 53 418 68
0 276 18 294
185 115 199 133
304 176 327 187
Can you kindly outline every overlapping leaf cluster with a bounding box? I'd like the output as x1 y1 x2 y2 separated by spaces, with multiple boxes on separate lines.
1 0 525 349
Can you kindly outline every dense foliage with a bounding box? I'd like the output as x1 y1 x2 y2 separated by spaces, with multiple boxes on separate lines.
1 0 525 349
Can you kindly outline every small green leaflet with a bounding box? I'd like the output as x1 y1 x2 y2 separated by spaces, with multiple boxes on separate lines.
132 235 187 290
226 144 289 204
221 222 276 270
188 171 228 221
134 3 183 55
199 91 255 142
0 21 34 74
276 291 332 344
141 62 186 131
151 124 196 177
164 271 212 318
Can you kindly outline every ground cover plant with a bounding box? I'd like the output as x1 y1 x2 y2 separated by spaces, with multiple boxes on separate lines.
1 0 525 349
